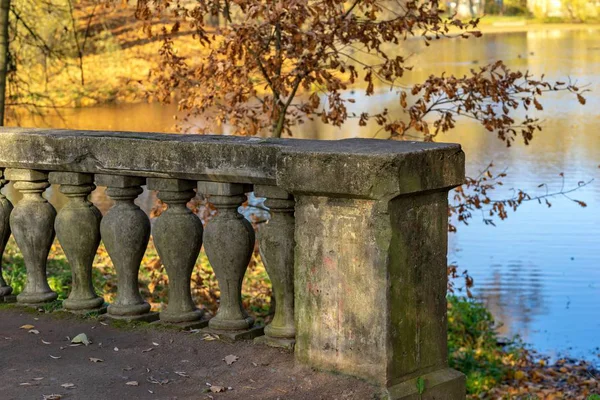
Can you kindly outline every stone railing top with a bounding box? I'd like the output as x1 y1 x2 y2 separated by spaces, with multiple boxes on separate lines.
0 127 464 199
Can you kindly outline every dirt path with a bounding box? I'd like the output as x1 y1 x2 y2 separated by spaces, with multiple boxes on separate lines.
0 307 377 400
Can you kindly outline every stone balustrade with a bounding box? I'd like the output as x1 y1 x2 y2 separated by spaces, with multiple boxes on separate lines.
0 127 466 399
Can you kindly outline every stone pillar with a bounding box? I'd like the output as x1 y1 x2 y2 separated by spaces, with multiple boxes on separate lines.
96 174 157 322
197 182 263 340
254 185 295 349
49 172 105 313
277 143 466 399
4 169 57 306
147 178 205 328
0 169 14 302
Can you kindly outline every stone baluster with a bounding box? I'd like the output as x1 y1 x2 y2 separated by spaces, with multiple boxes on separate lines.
96 174 157 322
147 178 205 328
197 182 263 340
0 169 14 302
254 185 296 349
5 169 57 305
49 172 105 314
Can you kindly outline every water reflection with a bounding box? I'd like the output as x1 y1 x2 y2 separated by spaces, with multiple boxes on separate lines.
3 28 600 361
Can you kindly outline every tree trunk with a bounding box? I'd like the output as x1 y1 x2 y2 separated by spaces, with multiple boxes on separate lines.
0 0 10 126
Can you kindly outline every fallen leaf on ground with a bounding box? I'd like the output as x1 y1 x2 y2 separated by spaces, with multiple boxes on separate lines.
61 383 75 389
152 342 159 346
202 334 219 341
210 386 226 393
28 329 40 335
123 367 133 371
142 348 154 353
99 322 108 326
71 333 90 346
19 324 35 330
89 358 103 363
33 377 44 381
41 340 51 345
224 355 239 365
126 381 139 386
43 395 62 400
114 347 118 351
147 376 169 385
19 382 32 386
515 370 527 380
174 371 189 377
49 355 61 359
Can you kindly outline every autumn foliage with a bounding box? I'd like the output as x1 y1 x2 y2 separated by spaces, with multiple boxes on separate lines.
136 0 584 142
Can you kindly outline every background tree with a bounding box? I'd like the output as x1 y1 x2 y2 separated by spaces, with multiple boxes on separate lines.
136 0 585 140
0 0 102 125
0 0 10 125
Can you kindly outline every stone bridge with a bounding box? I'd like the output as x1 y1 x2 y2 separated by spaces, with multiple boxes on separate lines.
0 127 465 399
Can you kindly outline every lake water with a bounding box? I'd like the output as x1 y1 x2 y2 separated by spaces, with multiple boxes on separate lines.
4 28 600 362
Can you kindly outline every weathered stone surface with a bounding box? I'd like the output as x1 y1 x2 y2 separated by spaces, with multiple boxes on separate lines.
197 181 245 196
51 172 105 312
201 325 265 342
201 182 255 333
293 190 464 398
4 168 48 182
5 169 58 305
0 128 463 197
148 178 204 324
95 174 145 188
0 128 284 184
99 176 153 319
0 169 13 298
277 139 464 199
255 185 296 345
387 368 466 400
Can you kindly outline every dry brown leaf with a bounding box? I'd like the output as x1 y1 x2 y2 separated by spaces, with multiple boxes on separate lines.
224 355 239 365
28 329 40 335
19 324 35 330
210 386 226 393
126 381 139 386
41 340 51 345
71 333 90 346
42 395 62 400
89 357 104 363
49 355 61 359
61 383 76 389
142 348 154 353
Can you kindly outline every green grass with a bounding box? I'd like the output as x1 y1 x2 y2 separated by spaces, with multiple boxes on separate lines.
447 296 524 395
